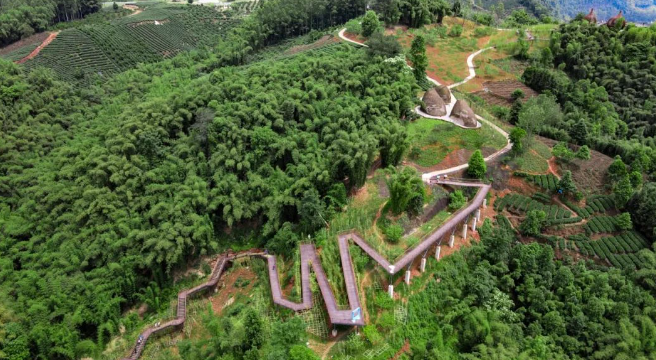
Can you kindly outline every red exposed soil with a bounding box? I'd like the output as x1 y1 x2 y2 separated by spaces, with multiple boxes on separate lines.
384 25 408 35
507 175 537 193
208 266 257 315
0 32 50 58
547 156 560 179
390 340 410 360
16 31 59 64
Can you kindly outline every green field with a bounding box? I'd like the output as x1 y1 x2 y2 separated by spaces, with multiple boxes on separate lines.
406 117 507 167
509 139 552 173
22 3 253 83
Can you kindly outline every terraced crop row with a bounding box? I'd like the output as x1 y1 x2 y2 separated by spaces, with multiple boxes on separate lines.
494 193 573 221
23 5 241 83
583 216 618 234
574 231 649 269
586 195 615 213
24 29 122 82
563 195 615 219
526 174 559 191
0 43 39 61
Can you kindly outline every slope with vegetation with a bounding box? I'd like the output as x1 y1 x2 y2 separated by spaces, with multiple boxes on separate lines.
0 0 101 46
3 1 656 360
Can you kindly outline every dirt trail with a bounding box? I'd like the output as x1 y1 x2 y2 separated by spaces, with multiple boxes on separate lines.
124 4 143 16
548 157 560 179
390 340 410 360
16 31 59 64
319 328 355 360
372 202 387 241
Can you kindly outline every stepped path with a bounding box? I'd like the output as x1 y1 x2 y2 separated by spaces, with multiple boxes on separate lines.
121 29 511 360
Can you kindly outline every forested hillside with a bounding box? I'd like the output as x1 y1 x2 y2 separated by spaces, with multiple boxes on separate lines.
0 0 382 358
402 219 656 359
0 0 101 46
521 21 656 182
0 31 413 360
3 1 656 359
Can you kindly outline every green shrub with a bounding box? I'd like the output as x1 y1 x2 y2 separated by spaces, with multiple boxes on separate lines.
448 24 463 37
384 224 403 244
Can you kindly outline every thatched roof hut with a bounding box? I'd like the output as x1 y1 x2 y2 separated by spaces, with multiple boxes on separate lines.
607 10 625 28
435 85 451 103
421 88 447 116
450 100 477 128
583 8 597 24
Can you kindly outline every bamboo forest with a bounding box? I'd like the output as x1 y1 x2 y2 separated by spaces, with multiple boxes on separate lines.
1 1 656 359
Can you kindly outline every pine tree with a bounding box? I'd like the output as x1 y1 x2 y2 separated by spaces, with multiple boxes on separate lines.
468 150 486 179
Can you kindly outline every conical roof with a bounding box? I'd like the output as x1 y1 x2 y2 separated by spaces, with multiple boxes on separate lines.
584 8 597 23
607 10 625 28
421 88 447 116
450 100 477 128
435 85 451 103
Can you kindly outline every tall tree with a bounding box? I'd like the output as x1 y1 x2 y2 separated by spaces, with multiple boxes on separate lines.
409 35 428 84
468 150 486 179
361 10 381 37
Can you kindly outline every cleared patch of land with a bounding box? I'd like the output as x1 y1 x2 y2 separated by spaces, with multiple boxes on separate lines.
405 117 507 169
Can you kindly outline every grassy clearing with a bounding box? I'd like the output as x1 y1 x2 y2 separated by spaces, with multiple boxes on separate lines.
394 17 514 84
411 210 450 241
510 139 552 173
405 117 507 167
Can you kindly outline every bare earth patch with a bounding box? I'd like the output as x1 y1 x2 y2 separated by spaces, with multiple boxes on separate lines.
16 31 59 64
0 32 50 58
208 266 257 315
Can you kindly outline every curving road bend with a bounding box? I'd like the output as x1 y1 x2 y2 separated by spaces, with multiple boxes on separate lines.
336 28 511 181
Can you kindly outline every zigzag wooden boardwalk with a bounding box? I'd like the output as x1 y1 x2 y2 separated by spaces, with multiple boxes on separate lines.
121 178 488 359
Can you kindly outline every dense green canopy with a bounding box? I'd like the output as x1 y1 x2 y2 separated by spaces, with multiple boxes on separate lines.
0 0 101 46
0 36 416 359
403 218 656 359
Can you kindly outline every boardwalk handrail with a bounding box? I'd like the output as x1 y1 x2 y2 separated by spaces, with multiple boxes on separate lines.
121 250 265 360
121 180 488 359
121 27 503 359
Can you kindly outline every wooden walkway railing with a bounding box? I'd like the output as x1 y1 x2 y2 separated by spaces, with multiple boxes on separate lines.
121 179 488 359
121 250 264 360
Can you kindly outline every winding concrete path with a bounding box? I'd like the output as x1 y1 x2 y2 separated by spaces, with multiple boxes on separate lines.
121 28 512 360
337 28 511 180
448 47 494 89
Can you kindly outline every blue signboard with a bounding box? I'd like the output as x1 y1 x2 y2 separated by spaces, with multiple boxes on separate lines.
351 307 361 323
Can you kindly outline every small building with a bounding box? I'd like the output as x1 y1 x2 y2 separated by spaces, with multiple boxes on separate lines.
450 100 478 128
583 8 597 24
435 84 451 103
607 10 625 28
421 88 447 117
